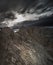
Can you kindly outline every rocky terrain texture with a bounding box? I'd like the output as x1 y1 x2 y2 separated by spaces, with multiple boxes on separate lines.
0 27 53 65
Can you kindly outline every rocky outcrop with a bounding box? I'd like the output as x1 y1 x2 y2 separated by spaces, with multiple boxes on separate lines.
0 27 53 65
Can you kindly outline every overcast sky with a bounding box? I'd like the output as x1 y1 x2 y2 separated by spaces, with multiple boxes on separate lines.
0 0 53 31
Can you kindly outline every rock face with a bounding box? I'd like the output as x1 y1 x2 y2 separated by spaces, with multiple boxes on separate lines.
0 27 53 65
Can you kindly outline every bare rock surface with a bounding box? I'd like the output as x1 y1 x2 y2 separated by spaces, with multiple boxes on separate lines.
0 27 53 65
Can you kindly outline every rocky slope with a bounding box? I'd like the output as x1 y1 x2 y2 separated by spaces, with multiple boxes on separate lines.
0 27 53 65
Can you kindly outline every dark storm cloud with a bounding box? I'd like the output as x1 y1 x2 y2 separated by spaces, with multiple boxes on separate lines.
0 0 53 28
12 14 53 30
0 0 53 13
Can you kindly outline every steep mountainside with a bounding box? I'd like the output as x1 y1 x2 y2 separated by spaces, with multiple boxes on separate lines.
0 27 53 65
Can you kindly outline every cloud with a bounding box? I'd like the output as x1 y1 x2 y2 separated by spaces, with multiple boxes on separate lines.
0 0 53 30
1 10 53 26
